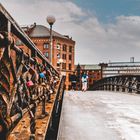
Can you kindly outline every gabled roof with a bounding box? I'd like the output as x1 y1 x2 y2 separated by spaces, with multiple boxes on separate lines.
22 24 73 41
30 25 66 38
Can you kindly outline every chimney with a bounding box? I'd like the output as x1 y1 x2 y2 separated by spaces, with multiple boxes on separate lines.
130 57 134 63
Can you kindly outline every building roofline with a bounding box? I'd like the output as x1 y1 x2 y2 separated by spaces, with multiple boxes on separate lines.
22 24 75 42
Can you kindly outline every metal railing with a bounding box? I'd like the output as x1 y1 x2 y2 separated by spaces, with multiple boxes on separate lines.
92 75 140 94
0 3 65 140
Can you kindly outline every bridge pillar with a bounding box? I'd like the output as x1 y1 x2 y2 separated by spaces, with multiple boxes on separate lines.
105 84 108 90
121 77 125 92
128 77 132 93
101 84 104 90
112 85 115 91
136 77 140 94
116 85 119 91
122 87 125 92
108 81 111 91
103 85 105 90
98 85 101 90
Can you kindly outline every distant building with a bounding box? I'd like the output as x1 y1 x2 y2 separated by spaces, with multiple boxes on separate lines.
16 23 75 90
75 64 101 90
100 61 140 78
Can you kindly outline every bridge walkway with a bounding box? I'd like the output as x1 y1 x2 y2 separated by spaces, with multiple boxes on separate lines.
57 91 140 140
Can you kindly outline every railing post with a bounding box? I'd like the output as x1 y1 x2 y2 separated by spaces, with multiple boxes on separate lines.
122 76 126 92
29 103 36 140
128 76 132 93
116 77 119 92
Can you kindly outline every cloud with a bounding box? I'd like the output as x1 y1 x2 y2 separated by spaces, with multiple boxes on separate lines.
1 0 86 24
1 0 140 64
70 14 140 64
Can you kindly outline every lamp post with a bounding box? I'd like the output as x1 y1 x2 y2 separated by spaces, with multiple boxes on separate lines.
46 15 56 65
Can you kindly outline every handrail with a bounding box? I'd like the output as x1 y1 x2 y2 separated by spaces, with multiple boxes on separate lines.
92 75 140 94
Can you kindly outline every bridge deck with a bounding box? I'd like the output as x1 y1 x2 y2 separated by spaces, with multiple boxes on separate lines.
57 91 140 140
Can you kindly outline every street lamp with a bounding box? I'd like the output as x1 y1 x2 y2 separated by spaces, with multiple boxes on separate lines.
46 15 56 65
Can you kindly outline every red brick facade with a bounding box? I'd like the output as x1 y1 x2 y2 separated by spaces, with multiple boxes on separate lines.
16 24 75 90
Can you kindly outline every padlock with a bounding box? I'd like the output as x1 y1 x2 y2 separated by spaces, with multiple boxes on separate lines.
39 72 45 78
26 80 34 87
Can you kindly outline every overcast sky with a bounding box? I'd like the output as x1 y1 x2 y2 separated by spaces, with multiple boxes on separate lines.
1 0 140 64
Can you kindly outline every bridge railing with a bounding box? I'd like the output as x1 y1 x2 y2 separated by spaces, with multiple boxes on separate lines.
92 75 140 94
0 3 65 139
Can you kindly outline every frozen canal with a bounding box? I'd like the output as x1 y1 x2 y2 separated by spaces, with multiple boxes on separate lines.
57 91 140 140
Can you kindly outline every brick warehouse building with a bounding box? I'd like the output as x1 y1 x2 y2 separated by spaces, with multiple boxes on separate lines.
16 23 75 90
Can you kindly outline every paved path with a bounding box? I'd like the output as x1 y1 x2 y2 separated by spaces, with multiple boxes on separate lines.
57 91 140 140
